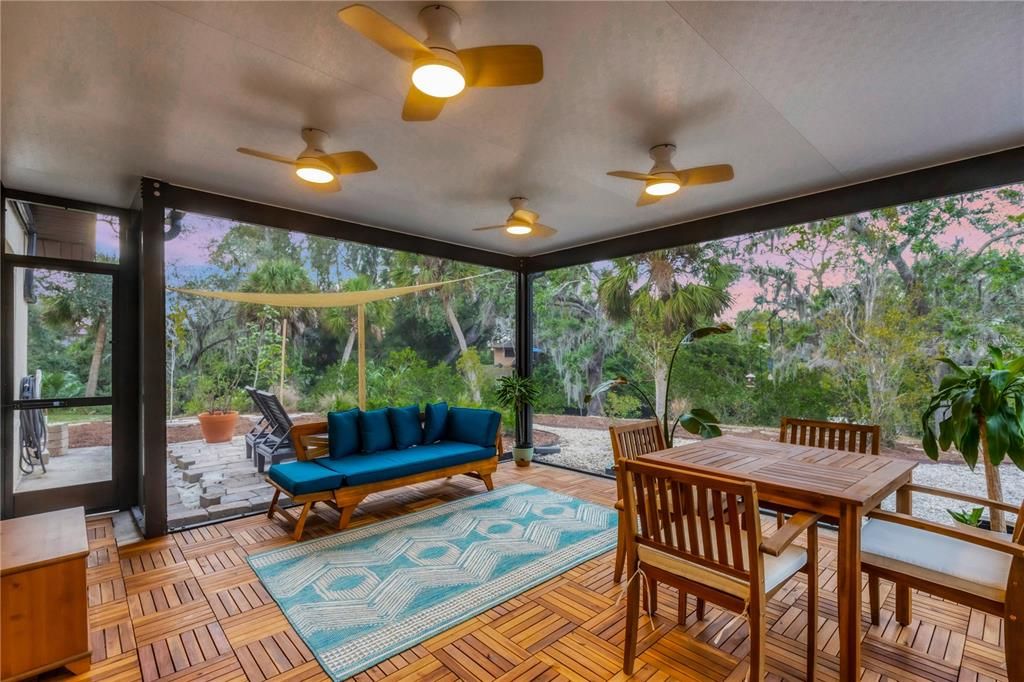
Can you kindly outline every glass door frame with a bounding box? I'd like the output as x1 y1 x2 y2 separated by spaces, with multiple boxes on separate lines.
1 253 124 517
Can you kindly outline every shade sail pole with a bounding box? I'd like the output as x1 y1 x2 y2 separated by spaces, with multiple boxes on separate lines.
357 303 366 410
279 318 288 400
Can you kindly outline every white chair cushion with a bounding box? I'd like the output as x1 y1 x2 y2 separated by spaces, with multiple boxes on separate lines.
861 519 1011 603
636 529 807 599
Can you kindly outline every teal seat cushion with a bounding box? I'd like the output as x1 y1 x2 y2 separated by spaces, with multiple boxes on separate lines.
328 407 360 458
268 460 343 495
359 408 394 453
316 441 493 487
388 404 423 449
444 407 501 448
422 401 448 444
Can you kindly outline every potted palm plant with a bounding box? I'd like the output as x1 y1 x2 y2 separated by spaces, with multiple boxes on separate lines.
496 373 539 467
587 324 733 444
921 346 1024 533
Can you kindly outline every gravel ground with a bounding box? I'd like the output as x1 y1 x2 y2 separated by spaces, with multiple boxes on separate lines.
534 425 1022 528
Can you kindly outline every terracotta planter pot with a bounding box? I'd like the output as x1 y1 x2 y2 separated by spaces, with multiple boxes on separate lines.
197 411 239 444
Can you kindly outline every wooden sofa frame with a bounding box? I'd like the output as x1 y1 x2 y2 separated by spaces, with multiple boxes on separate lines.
265 418 502 540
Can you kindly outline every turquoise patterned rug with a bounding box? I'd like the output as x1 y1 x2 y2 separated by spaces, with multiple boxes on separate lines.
247 482 618 681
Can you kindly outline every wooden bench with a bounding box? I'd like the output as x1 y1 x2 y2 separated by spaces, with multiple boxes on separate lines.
265 419 502 540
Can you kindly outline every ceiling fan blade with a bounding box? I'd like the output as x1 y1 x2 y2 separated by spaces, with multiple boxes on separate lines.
511 208 539 224
676 164 734 186
458 45 543 87
530 224 557 238
472 225 507 232
337 4 432 63
607 170 657 182
636 190 663 207
324 151 378 175
237 147 295 165
402 86 447 121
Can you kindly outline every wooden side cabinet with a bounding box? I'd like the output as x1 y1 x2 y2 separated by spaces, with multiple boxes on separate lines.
1 507 91 681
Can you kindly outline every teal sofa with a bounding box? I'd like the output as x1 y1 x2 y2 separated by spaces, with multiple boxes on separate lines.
265 403 502 539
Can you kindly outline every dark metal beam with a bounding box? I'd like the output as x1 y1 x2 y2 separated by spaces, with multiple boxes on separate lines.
2 187 134 221
525 146 1024 273
152 179 523 273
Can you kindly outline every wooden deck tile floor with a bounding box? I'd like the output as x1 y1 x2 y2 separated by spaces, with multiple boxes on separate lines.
43 462 1008 682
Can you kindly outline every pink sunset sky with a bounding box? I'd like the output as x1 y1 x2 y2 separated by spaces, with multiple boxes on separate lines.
719 187 1024 320
90 183 1022 320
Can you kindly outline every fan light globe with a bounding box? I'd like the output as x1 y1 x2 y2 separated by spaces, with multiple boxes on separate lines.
645 179 681 196
505 224 533 235
295 166 335 184
412 62 465 98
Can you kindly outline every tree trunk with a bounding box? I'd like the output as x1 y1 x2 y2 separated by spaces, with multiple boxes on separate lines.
85 313 107 397
653 358 668 425
585 350 606 416
979 417 1007 533
444 298 470 352
444 298 481 403
279 318 288 401
168 337 176 418
341 324 356 365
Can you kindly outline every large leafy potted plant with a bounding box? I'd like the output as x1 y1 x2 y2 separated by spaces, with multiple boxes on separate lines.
495 373 539 467
194 357 244 444
921 346 1024 533
587 324 733 444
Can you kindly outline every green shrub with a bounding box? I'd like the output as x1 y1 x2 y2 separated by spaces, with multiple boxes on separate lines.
605 391 642 419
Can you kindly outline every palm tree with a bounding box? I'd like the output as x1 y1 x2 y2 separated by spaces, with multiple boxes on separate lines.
241 259 314 399
41 269 113 397
391 254 485 402
597 247 735 415
320 274 393 366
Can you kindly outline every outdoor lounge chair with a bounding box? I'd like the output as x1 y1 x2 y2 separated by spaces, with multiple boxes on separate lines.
861 484 1024 680
253 390 297 473
243 386 273 460
620 459 819 680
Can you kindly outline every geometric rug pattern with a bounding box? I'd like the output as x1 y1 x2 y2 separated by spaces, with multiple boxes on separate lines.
247 483 617 680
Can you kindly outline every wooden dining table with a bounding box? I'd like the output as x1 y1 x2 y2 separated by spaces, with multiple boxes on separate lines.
638 434 917 681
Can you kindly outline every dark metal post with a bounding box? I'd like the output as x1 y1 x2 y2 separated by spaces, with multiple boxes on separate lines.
514 268 534 449
1 184 12 518
139 179 167 537
118 206 141 511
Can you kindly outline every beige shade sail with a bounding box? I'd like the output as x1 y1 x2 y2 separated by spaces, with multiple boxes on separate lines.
168 271 495 308
169 270 498 409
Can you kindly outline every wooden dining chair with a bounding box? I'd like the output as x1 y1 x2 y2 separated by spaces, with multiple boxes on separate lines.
773 417 881 526
779 417 880 455
861 484 1023 679
609 420 666 583
621 459 820 680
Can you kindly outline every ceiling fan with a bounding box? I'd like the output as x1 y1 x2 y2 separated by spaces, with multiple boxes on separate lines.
607 144 734 207
237 128 377 193
338 4 543 121
473 197 555 239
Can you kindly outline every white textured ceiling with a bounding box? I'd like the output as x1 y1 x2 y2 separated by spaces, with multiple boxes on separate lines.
2 1 1022 257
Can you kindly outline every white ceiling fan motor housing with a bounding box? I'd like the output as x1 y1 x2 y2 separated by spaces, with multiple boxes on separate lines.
648 143 678 175
298 128 330 160
418 4 463 71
